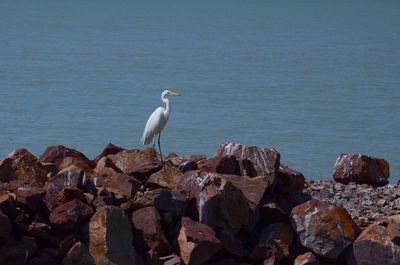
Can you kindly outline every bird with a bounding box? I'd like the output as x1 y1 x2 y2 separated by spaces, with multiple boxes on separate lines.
141 90 181 162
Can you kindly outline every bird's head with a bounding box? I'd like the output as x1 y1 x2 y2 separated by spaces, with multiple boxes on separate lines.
163 90 181 97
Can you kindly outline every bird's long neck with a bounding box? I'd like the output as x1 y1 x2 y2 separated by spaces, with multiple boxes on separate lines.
162 94 170 120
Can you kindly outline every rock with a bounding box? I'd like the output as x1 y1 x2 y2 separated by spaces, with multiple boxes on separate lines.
131 206 171 256
353 223 400 265
0 236 38 265
218 232 245 258
215 142 280 180
294 252 320 265
146 163 184 192
197 156 241 175
62 241 94 265
258 223 293 260
94 143 124 164
332 153 389 186
39 145 93 171
108 148 162 181
290 199 359 259
44 166 85 211
0 210 12 243
29 254 60 265
178 217 221 265
49 199 94 233
0 193 17 218
94 157 141 198
89 206 136 265
56 188 87 205
159 254 183 265
25 222 59 247
181 172 250 234
276 164 305 194
16 185 46 212
0 148 48 186
388 215 400 245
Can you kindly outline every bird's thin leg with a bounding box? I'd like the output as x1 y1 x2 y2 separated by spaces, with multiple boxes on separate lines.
158 133 163 163
152 136 156 150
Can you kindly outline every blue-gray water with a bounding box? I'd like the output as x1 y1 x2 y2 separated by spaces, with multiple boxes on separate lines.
1 1 399 181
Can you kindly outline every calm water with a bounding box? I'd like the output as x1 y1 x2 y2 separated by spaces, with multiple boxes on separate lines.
0 1 399 181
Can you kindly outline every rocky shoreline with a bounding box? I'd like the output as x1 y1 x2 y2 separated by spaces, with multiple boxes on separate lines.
0 142 398 265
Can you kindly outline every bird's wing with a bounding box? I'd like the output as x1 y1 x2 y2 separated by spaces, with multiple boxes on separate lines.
141 107 166 144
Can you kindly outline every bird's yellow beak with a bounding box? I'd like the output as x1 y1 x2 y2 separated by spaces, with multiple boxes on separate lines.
169 91 181 96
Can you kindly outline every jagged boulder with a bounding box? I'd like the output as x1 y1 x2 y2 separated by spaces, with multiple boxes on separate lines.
332 153 389 186
178 217 221 265
290 199 359 259
0 149 48 186
352 222 400 265
146 163 184 192
39 145 93 171
89 206 137 265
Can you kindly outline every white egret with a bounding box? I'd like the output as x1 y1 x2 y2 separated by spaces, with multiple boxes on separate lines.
141 90 181 162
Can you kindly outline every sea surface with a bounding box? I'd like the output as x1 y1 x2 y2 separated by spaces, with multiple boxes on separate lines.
0 1 399 181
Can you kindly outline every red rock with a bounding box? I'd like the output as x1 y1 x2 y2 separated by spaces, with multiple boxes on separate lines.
218 232 245 258
108 148 162 181
353 223 400 264
25 222 59 247
178 217 221 265
159 254 183 265
94 143 125 164
294 252 320 265
39 145 93 170
197 155 241 175
332 153 389 186
16 185 46 212
0 210 12 242
215 142 280 180
387 214 400 245
89 206 137 265
0 193 17 218
256 223 293 261
0 149 48 186
94 157 141 198
62 241 93 265
181 172 250 234
56 188 87 205
131 206 171 256
290 199 359 259
44 166 84 211
49 199 94 233
276 164 305 194
146 163 184 192
179 161 198 173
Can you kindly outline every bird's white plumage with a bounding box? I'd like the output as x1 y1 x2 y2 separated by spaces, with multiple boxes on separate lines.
141 90 180 148
141 106 168 144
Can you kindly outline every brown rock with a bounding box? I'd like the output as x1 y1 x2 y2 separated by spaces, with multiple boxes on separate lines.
388 215 400 245
94 157 141 198
183 172 250 234
197 155 241 175
108 148 162 181
94 143 125 164
290 199 359 259
0 210 12 242
44 166 84 211
0 192 17 218
159 254 183 265
39 145 93 170
353 223 400 265
332 153 390 186
218 232 245 258
25 222 59 247
0 149 48 186
29 255 60 265
178 217 221 265
146 164 184 192
62 241 94 265
89 206 136 265
276 164 305 194
258 223 293 260
294 252 320 265
215 142 280 180
16 185 46 212
131 206 171 256
49 199 94 233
